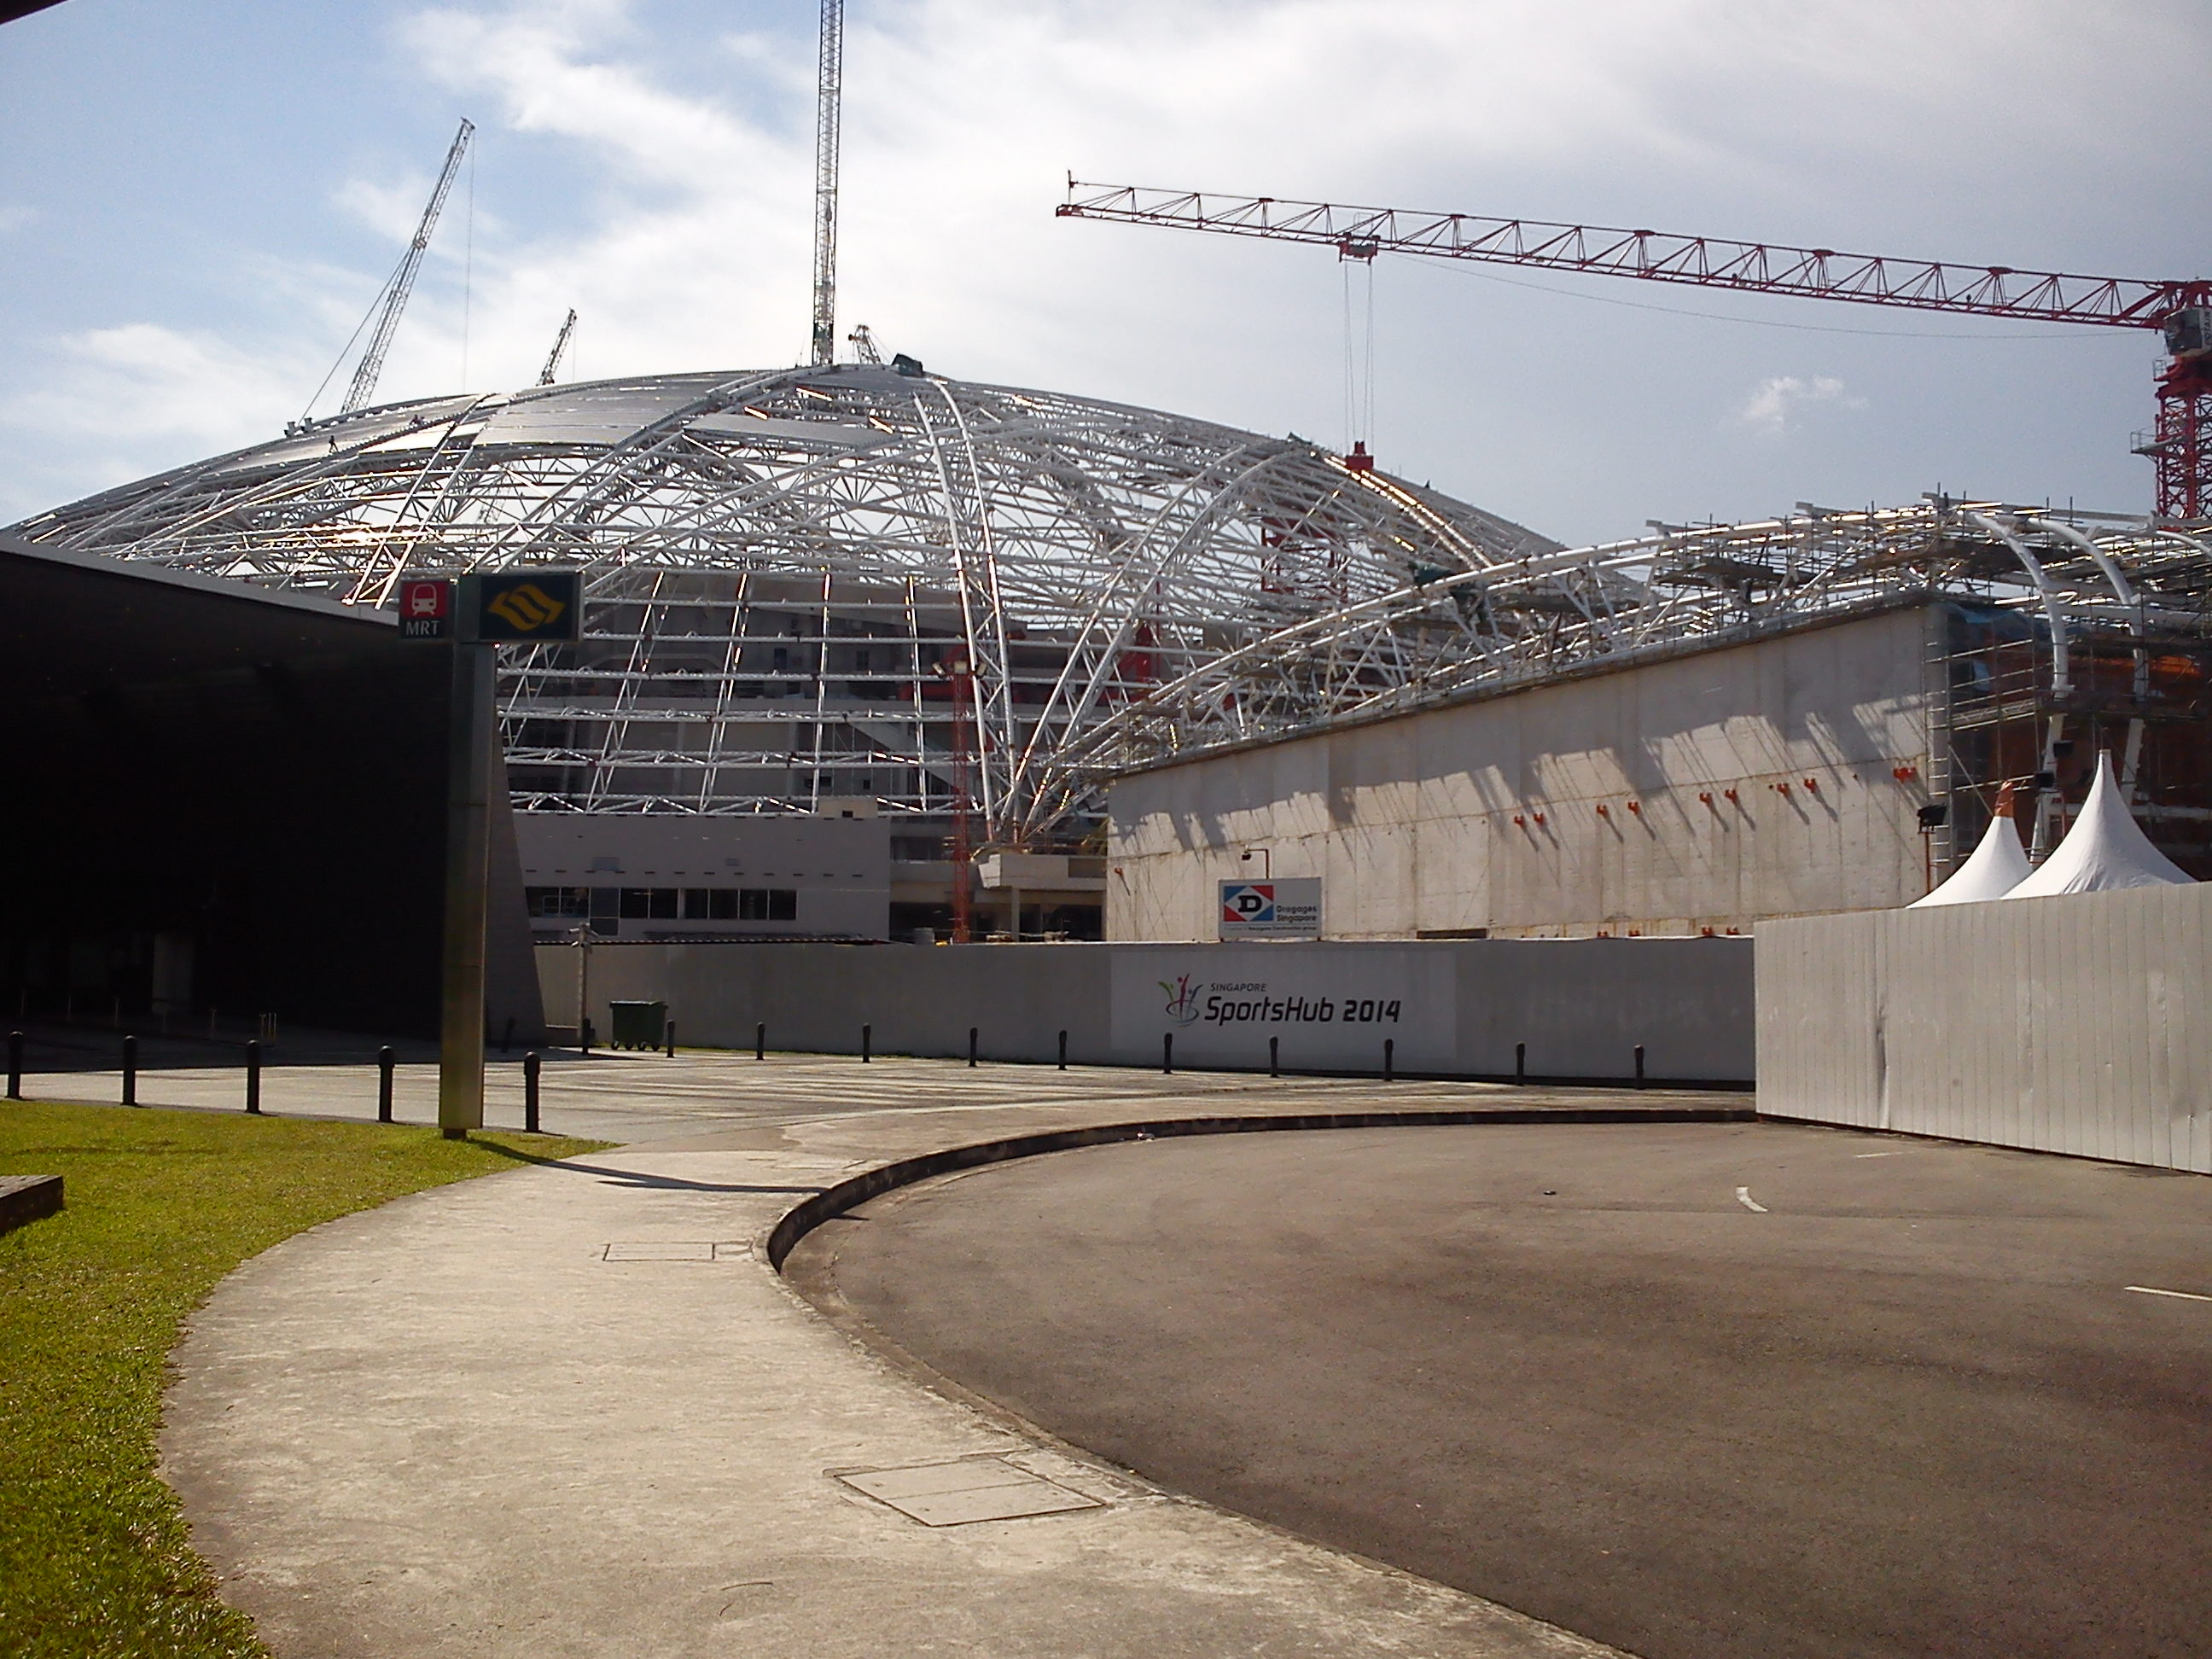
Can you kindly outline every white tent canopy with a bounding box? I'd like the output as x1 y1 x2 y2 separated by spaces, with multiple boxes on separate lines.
2005 753 2196 899
1909 789 2031 907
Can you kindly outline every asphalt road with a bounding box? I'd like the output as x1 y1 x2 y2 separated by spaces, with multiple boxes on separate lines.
785 1120 2212 1659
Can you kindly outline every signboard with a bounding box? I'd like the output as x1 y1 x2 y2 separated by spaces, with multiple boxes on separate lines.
457 570 583 643
1109 945 1453 1072
1218 876 1322 940
396 577 451 641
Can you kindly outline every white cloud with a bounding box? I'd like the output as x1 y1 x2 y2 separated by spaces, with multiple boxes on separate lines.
1735 374 1862 437
3 0 2203 533
0 203 34 235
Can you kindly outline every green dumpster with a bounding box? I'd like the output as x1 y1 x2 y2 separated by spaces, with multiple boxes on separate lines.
608 999 668 1051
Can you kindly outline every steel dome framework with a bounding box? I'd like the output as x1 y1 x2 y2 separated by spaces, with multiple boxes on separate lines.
8 364 1557 842
20 364 2205 855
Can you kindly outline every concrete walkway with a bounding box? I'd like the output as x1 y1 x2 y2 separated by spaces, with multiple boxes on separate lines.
156 1057 1734 1657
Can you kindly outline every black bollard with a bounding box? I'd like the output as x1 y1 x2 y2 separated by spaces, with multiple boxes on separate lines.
377 1045 395 1123
1162 1032 1173 1074
754 1022 765 1062
244 1039 262 1115
122 1035 138 1106
1057 1029 1068 1071
6 1029 20 1100
1269 1035 1279 1078
860 1023 871 1063
1383 1038 1394 1084
665 1019 676 1059
1515 1041 1526 1085
968 1027 978 1068
524 1051 542 1133
1634 1044 1646 1089
581 1017 595 1056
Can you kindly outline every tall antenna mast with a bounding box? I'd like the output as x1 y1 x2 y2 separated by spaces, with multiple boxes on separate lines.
810 0 842 367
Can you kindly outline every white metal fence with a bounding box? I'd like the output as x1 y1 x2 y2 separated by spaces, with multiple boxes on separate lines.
1756 883 2212 1171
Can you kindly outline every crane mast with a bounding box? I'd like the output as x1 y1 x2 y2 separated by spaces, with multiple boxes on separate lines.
810 0 842 367
537 308 578 386
1058 180 2212 519
341 119 474 416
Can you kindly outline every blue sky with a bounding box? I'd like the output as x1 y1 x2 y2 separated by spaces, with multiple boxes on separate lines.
1 0 2204 544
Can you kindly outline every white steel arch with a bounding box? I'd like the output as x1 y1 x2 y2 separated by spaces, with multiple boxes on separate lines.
8 363 1556 842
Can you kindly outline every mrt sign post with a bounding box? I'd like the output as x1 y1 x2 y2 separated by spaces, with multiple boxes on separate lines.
407 571 584 1136
1218 878 1323 940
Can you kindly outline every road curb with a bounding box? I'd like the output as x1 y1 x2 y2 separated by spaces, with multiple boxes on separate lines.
766 1102 1756 1268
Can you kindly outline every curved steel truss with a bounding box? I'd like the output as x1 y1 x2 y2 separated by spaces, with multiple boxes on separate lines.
1063 498 2212 777
6 364 1554 842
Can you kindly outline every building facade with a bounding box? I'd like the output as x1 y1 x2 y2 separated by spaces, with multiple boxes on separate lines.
1109 605 1946 941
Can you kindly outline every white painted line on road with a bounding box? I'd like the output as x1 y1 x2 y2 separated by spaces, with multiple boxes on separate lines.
1735 1186 1768 1213
2127 1284 2212 1302
1854 1152 1901 1159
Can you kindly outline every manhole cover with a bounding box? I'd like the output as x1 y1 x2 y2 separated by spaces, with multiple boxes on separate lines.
835 1456 1105 1527
600 1242 748 1261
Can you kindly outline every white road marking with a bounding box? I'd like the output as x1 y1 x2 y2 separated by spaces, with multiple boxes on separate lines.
1735 1186 1768 1214
2127 1285 2212 1303
1854 1151 1901 1159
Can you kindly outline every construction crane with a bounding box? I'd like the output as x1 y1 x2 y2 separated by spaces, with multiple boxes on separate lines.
932 654 978 942
1057 180 2212 521
337 119 474 416
846 323 883 364
810 0 842 366
537 308 578 386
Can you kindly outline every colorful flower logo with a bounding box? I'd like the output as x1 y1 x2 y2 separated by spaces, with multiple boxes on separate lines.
1159 973 1202 1026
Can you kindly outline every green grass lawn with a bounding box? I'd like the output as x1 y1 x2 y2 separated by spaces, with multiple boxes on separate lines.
0 1099 607 1658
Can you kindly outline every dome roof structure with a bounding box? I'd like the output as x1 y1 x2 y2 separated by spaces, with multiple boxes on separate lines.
9 363 1556 841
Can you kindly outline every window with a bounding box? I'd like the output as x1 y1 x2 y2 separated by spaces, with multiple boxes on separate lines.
620 888 652 918
709 889 739 921
650 888 678 918
683 888 709 919
892 835 947 862
526 887 588 918
736 888 798 921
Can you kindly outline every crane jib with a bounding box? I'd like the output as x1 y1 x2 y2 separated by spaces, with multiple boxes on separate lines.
1057 183 2199 330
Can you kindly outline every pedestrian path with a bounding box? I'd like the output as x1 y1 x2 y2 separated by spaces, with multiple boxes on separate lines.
155 1057 1685 1657
33 1050 1715 1144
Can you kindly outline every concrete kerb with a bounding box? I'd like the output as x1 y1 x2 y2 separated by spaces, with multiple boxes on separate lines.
765 1102 1757 1270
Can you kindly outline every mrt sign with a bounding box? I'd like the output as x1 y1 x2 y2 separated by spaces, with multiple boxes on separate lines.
396 578 451 640
1218 877 1322 940
457 570 584 643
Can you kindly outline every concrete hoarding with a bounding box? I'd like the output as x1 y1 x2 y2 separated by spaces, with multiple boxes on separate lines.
1756 882 2212 1172
539 935 1755 1081
1120 945 1446 1069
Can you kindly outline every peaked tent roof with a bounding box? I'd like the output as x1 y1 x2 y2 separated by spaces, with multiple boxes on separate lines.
2005 754 2196 899
1908 793 2031 906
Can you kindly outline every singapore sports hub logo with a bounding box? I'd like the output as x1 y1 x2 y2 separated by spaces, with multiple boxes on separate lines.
1158 973 1202 1026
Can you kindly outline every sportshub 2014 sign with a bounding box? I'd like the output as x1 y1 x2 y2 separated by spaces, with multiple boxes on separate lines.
1218 877 1322 940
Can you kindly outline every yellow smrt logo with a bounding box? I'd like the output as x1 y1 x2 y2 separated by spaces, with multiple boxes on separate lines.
485 582 567 632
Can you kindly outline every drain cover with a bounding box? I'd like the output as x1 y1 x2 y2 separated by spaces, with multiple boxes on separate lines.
835 1457 1104 1527
600 1242 748 1261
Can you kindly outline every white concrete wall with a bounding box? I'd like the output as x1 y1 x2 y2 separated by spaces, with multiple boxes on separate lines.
1755 882 2212 1172
537 935 1755 1082
1108 607 1936 941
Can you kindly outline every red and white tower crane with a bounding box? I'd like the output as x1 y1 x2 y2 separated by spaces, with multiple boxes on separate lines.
1057 181 2212 521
